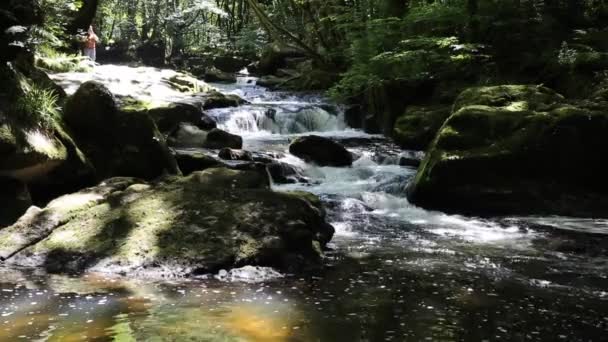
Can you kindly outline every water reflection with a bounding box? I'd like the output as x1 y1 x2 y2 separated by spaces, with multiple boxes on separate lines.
8 65 606 341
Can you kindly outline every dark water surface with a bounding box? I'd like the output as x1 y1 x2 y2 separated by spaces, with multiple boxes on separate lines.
1 67 606 341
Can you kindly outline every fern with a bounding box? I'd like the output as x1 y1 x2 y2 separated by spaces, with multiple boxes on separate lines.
13 83 61 130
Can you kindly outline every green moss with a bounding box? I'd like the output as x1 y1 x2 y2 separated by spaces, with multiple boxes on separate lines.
167 74 213 93
453 85 564 113
4 168 331 274
408 84 608 216
393 105 451 150
35 54 91 73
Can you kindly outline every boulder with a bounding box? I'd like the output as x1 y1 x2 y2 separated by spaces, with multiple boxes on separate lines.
0 122 69 182
0 177 31 227
289 135 353 167
170 123 208 148
174 151 224 175
63 81 118 138
407 85 608 217
204 67 237 83
202 91 247 110
393 105 452 150
64 81 180 180
205 128 243 150
166 73 213 93
267 162 307 184
218 148 254 162
148 102 217 133
0 168 335 276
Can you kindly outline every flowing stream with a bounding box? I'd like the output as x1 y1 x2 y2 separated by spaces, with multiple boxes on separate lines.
1 65 607 341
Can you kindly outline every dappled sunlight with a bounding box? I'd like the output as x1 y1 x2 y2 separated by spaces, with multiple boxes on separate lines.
25 130 64 158
50 65 215 104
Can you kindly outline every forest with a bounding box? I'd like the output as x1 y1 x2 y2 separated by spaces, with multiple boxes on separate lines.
1 0 608 341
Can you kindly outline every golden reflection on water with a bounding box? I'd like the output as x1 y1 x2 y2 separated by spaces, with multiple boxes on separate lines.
0 270 307 341
223 305 297 342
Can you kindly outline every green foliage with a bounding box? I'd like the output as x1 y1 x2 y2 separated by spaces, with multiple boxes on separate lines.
330 36 483 100
36 46 92 73
402 1 467 36
34 0 82 49
13 82 61 129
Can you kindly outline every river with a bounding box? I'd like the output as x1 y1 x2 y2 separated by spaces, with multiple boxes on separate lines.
0 65 607 341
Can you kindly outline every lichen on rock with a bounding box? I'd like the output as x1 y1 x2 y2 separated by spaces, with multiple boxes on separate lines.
0 168 334 276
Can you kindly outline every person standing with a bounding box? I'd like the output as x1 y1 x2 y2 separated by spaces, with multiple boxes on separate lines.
83 25 99 62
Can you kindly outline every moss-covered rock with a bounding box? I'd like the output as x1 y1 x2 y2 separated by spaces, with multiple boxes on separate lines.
202 91 247 110
64 81 180 180
393 105 451 150
147 102 217 133
0 168 334 276
0 122 69 182
204 67 237 83
407 85 608 217
166 73 213 93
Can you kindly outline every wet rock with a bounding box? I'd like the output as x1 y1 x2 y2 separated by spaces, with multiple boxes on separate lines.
0 177 31 227
267 162 307 184
0 168 334 276
148 102 217 133
170 123 208 148
264 108 277 121
202 91 247 110
218 148 254 162
204 67 236 83
289 135 353 167
205 128 243 150
64 81 180 180
174 151 224 175
407 85 608 217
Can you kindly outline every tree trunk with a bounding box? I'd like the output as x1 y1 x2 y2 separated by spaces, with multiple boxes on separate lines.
69 0 100 34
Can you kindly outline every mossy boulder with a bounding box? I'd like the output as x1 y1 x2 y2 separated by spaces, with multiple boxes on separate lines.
166 73 213 93
204 67 236 83
64 81 180 180
393 105 451 150
0 168 334 276
407 85 608 217
202 91 247 110
147 102 217 133
0 122 68 181
289 135 353 167
64 81 118 136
